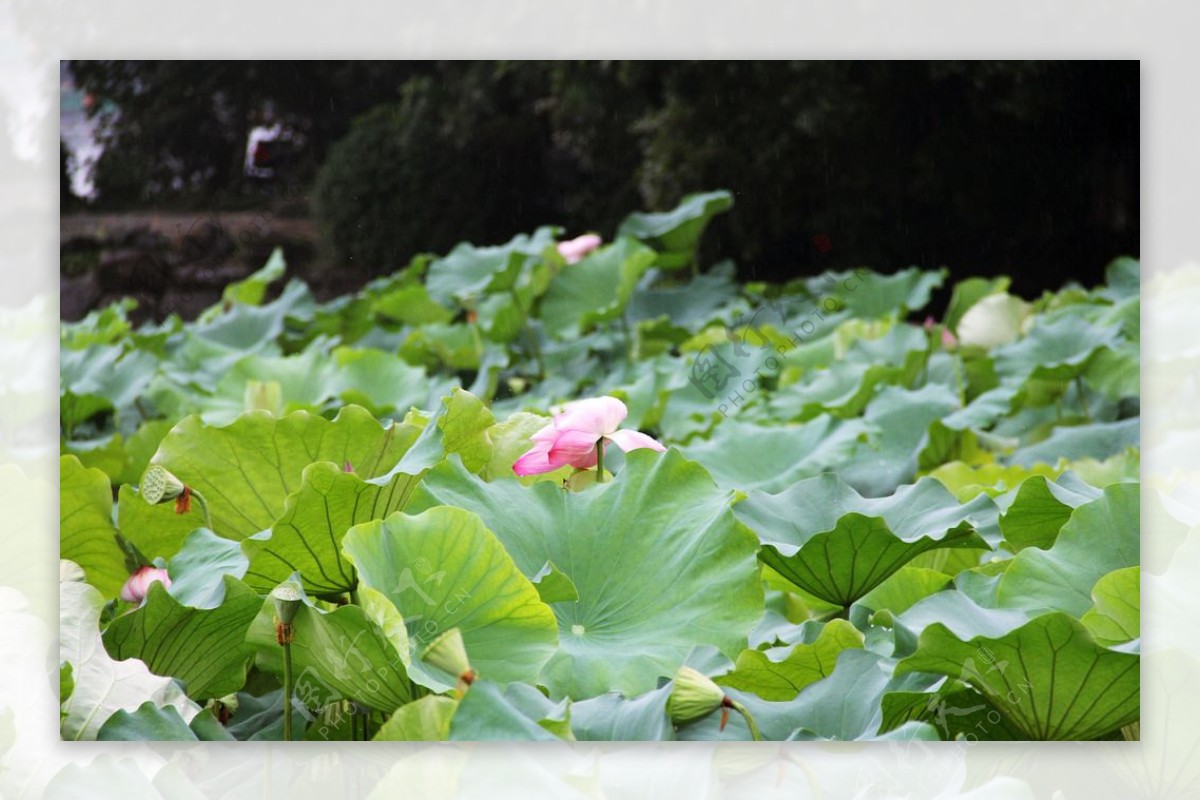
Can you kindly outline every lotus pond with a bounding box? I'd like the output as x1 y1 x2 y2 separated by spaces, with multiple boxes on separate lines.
59 192 1141 741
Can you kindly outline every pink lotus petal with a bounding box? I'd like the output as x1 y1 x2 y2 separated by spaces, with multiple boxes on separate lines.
607 428 667 453
548 428 602 465
120 566 171 603
553 396 628 436
556 234 603 265
942 328 959 349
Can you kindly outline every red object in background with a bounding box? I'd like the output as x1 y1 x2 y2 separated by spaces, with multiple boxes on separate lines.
253 141 272 167
812 234 833 253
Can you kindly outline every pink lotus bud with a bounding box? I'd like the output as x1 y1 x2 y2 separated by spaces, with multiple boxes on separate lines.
119 566 171 604
556 234 603 265
942 327 959 350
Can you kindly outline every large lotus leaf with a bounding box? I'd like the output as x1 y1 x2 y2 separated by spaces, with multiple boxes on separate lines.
97 703 235 741
769 325 931 422
102 577 260 699
139 405 416 542
996 473 1103 551
992 316 1123 386
331 347 440 417
60 569 200 740
852 566 954 622
929 460 1062 502
616 190 732 270
404 449 764 699
717 618 864 701
60 455 127 598
425 226 558 305
1007 418 1140 468
115 483 203 562
837 267 946 321
399 323 484 371
166 528 248 608
221 246 285 307
342 507 559 687
880 682 1024 741
241 461 424 595
735 474 994 606
896 612 1139 740
60 345 158 430
448 680 572 741
374 695 457 741
189 279 312 353
246 591 411 714
835 384 962 497
371 283 455 328
570 684 675 741
1082 566 1139 646
996 483 1139 617
676 415 868 493
540 236 657 336
677 649 937 742
626 264 743 330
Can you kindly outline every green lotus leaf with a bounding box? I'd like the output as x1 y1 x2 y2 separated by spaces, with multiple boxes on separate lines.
1008 418 1139 468
717 618 864 701
246 590 411 714
677 415 868 493
447 680 573 741
880 682 1023 740
103 577 260 699
896 612 1139 740
373 695 457 741
616 190 733 270
342 506 560 688
540 236 657 336
425 226 558 305
1082 566 1139 646
97 703 235 741
837 267 946 321
996 483 1139 617
136 405 416 543
405 449 764 699
992 316 1123 386
241 461 423 595
735 474 994 606
60 455 128 598
570 684 675 741
165 528 248 608
996 473 1102 551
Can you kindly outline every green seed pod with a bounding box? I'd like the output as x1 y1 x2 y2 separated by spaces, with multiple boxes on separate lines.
667 666 726 724
270 581 304 625
140 465 186 505
423 627 472 679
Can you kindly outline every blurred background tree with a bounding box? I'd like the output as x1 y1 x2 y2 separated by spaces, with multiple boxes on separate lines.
67 60 1138 293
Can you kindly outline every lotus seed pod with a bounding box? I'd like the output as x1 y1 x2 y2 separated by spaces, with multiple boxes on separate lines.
140 465 186 505
423 627 472 679
270 581 304 624
667 666 726 724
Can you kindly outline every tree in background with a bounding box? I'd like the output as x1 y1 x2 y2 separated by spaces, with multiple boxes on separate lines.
71 60 1138 291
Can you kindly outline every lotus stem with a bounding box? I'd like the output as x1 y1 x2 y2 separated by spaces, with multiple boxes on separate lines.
727 698 763 742
596 439 605 483
191 488 214 531
275 619 295 741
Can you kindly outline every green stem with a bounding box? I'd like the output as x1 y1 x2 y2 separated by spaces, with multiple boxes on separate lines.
282 640 293 741
191 489 214 531
362 711 371 741
595 439 605 483
618 313 634 364
730 699 762 741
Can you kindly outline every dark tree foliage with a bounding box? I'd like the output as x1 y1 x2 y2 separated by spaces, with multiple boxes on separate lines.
71 60 1138 291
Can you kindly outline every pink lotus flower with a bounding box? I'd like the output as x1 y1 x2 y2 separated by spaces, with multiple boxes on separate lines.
513 396 666 476
120 566 171 603
556 234 603 265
